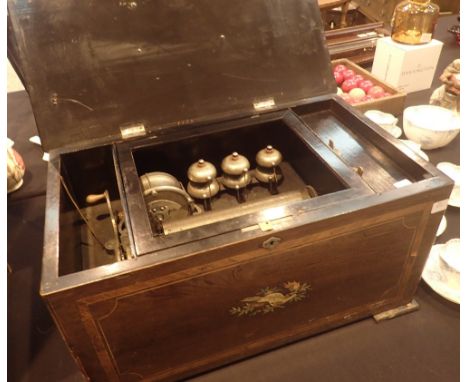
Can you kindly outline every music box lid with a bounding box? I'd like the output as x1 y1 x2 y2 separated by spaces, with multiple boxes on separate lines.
7 0 336 152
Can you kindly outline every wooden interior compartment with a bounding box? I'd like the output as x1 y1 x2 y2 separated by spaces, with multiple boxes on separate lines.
293 99 432 193
332 58 406 115
132 117 348 196
58 145 125 275
117 111 371 254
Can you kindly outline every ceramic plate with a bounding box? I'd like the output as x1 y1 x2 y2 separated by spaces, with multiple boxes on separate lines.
400 139 429 161
437 162 460 180
422 241 460 304
436 215 447 237
439 238 460 272
388 125 403 139
448 196 460 208
436 162 460 207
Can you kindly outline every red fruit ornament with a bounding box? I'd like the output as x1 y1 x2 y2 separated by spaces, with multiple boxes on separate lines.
368 86 385 99
334 64 347 74
353 75 365 86
362 95 374 102
342 69 355 80
341 79 358 92
359 80 374 93
334 71 344 85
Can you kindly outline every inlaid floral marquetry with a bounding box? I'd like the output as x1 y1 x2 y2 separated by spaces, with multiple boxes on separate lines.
229 281 311 317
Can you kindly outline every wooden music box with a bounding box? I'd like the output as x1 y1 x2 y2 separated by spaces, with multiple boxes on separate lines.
8 0 453 381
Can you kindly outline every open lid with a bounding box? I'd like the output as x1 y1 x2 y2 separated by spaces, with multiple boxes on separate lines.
7 0 335 151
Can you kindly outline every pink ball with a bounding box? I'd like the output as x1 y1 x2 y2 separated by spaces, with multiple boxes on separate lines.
353 75 365 86
334 64 347 74
342 79 358 92
368 86 385 99
359 80 374 94
334 71 344 85
343 69 356 80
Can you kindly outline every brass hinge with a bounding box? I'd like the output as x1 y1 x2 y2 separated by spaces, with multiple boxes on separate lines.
253 98 276 112
120 123 147 139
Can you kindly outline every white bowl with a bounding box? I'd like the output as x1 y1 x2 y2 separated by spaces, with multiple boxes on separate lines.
403 105 460 150
365 110 402 138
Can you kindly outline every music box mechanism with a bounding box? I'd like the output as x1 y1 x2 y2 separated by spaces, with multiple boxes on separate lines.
139 145 317 236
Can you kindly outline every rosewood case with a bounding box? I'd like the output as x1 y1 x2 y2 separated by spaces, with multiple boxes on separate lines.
8 0 453 381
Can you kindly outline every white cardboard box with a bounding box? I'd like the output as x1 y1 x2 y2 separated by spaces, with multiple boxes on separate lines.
371 37 443 93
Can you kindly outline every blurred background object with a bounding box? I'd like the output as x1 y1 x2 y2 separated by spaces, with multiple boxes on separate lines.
430 59 460 114
321 0 460 64
447 14 460 45
7 60 24 93
7 139 25 193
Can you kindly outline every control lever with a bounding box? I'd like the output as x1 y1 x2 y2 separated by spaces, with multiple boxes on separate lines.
86 191 123 261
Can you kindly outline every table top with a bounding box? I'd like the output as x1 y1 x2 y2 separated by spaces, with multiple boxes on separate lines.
7 15 459 382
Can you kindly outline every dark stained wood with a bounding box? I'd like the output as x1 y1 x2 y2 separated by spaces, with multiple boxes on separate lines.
44 193 448 381
299 112 402 192
7 13 457 381
7 0 336 152
87 216 417 379
7 0 457 376
35 90 454 380
115 109 371 256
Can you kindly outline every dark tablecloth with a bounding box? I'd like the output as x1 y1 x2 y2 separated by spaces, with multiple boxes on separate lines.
7 15 459 382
